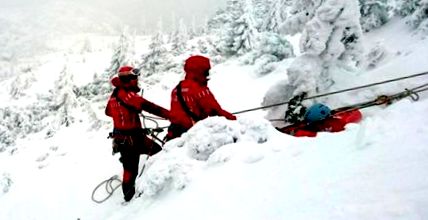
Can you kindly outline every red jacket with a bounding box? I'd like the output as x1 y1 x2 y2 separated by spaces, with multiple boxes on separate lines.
279 109 362 137
169 56 236 131
105 77 170 131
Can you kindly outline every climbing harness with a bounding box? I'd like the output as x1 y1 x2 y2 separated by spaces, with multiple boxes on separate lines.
233 71 428 115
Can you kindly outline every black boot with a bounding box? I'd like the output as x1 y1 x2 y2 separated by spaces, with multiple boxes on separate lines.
123 183 136 202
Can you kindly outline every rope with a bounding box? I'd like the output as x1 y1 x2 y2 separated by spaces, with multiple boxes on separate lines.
91 155 151 204
91 175 122 204
233 71 428 114
267 83 428 122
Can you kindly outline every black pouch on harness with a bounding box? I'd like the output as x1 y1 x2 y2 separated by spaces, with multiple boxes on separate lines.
109 133 132 155
111 139 121 155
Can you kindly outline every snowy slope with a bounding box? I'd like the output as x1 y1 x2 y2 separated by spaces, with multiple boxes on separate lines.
0 17 428 220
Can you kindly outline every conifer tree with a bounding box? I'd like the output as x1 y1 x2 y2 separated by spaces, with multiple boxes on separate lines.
197 39 209 54
105 29 134 78
170 19 189 56
52 65 79 127
207 8 229 34
262 0 293 33
9 72 36 99
140 32 174 78
292 0 363 94
394 0 428 33
78 29 135 101
359 0 390 32
252 0 272 31
0 101 50 148
219 0 259 56
263 0 364 122
407 0 428 30
0 173 12 194
395 0 419 16
279 0 322 35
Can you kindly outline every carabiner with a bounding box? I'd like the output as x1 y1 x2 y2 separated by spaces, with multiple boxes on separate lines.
405 89 420 101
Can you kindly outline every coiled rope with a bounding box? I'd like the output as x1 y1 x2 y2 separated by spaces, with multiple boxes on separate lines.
91 175 122 204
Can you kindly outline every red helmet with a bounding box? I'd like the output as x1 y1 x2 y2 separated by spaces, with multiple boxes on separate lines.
118 66 140 77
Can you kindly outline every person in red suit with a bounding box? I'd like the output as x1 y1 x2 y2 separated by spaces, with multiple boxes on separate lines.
166 55 236 140
105 66 170 202
279 103 362 137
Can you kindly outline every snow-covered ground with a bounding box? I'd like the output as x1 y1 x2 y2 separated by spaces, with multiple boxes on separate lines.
1 18 428 220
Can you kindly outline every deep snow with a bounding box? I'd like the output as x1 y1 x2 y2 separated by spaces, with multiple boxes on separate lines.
1 18 428 220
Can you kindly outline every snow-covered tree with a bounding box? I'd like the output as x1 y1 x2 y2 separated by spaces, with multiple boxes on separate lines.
76 72 112 102
294 0 363 92
79 98 104 131
77 29 135 101
170 19 189 56
9 72 36 99
197 39 209 54
169 31 187 56
1 173 12 194
0 102 51 148
188 16 198 40
80 36 93 54
52 65 79 127
105 28 135 79
407 0 428 31
217 0 245 56
279 0 322 35
140 32 174 78
243 31 295 75
252 0 272 31
218 0 259 56
264 0 364 123
359 0 390 32
207 8 229 34
393 0 428 33
0 118 16 148
395 0 419 16
262 0 293 33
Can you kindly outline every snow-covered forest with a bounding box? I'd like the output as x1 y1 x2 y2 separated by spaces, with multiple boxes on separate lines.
1 0 428 219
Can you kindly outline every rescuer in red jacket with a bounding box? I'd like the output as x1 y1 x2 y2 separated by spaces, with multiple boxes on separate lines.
166 55 236 140
105 66 170 202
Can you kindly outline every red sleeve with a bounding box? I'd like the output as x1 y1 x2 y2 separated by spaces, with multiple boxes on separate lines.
197 87 236 120
141 100 170 119
105 103 111 117
117 89 170 119
105 94 114 117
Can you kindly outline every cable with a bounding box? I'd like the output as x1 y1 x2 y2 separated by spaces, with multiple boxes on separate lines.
267 83 428 122
233 71 428 114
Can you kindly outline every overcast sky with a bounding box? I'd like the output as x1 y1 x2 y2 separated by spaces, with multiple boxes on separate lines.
0 0 228 60
1 0 227 33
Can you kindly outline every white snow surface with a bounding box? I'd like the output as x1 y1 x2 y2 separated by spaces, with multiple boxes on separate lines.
1 18 428 220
